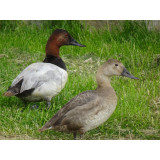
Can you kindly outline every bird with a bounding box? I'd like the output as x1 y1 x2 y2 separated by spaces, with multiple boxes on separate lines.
3 29 86 109
39 59 138 139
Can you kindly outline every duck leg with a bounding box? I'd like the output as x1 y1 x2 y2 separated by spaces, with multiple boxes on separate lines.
79 129 84 140
46 101 51 109
73 132 77 140
31 104 39 109
80 134 84 140
23 100 39 110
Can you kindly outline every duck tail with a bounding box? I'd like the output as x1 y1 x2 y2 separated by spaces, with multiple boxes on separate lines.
38 125 53 132
3 79 23 97
38 127 46 132
3 90 17 96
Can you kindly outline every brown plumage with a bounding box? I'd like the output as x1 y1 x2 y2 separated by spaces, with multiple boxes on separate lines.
3 91 15 96
45 29 86 58
39 59 138 139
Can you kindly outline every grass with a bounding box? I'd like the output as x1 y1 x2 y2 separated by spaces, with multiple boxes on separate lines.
0 20 160 140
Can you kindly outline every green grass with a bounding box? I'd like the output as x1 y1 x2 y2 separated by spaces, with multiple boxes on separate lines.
0 20 160 140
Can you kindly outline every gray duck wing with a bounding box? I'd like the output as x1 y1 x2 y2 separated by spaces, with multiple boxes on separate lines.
39 90 97 130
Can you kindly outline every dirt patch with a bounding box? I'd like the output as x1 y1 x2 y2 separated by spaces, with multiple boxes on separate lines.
82 20 124 31
140 129 159 136
0 54 8 58
0 134 35 140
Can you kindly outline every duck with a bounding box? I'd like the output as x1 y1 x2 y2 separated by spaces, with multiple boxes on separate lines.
39 59 138 139
3 29 86 109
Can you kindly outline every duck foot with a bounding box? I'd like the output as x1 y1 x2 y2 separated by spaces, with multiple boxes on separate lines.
73 132 77 140
31 104 39 109
46 101 51 109
80 134 84 140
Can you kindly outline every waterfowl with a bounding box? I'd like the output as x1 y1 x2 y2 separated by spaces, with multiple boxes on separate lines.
39 59 138 139
3 29 86 108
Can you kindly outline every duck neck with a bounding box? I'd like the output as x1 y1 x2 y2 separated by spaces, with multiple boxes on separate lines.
44 41 67 71
43 55 67 71
45 41 60 58
96 73 112 89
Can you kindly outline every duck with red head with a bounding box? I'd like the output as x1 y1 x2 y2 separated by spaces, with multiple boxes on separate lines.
44 29 85 70
4 29 85 109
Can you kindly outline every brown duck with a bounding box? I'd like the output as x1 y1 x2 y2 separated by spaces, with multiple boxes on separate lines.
39 59 138 139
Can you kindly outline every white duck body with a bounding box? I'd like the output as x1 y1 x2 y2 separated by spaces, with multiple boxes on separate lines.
4 29 86 108
11 62 68 102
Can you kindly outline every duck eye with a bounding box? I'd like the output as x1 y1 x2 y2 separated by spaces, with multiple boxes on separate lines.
115 64 118 66
64 34 68 38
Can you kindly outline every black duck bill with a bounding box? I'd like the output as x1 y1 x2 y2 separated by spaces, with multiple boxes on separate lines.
69 37 86 47
121 68 139 80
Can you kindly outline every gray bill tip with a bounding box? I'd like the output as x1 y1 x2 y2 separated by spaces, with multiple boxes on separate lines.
70 41 86 47
121 68 139 80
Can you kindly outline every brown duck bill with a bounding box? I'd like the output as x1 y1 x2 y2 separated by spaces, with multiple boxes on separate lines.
69 37 86 47
121 68 139 80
